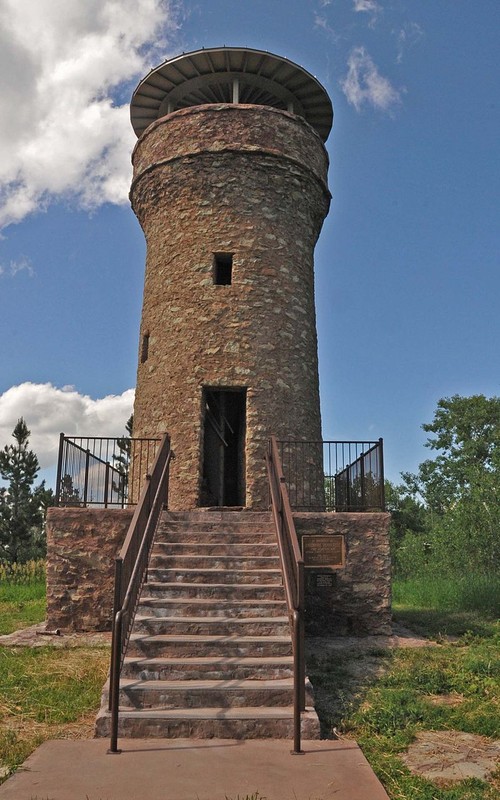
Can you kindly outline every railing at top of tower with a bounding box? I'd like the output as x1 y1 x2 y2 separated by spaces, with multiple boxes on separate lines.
276 439 385 512
55 434 161 508
266 436 306 755
108 433 173 754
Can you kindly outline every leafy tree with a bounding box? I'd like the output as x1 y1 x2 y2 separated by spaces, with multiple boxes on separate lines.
404 395 500 510
385 479 428 546
395 395 500 574
0 418 52 562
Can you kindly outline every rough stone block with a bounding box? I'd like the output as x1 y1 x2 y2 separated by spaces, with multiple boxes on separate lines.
46 507 133 632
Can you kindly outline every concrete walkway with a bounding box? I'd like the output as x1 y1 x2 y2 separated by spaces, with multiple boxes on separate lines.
0 738 389 800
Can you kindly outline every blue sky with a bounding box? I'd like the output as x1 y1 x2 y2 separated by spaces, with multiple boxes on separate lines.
0 0 498 486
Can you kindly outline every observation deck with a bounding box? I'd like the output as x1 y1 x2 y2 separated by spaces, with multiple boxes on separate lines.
130 46 333 142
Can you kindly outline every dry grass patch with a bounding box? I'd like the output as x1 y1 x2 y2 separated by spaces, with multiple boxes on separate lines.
0 645 109 782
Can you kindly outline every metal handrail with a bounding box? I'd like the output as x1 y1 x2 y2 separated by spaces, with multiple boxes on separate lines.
334 439 385 511
276 438 385 512
266 435 305 755
107 433 173 753
55 434 161 507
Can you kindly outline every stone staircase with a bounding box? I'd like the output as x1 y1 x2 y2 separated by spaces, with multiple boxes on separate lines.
95 510 319 739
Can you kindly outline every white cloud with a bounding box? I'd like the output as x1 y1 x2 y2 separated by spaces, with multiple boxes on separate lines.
395 21 424 63
0 0 180 230
0 257 34 278
314 11 339 40
314 14 329 31
0 383 134 470
341 46 402 112
353 0 380 12
353 0 381 26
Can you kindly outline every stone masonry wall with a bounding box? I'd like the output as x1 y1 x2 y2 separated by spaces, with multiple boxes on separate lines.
46 507 133 632
130 104 331 510
295 513 392 635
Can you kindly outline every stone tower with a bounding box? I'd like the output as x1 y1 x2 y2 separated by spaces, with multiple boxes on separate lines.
130 47 332 510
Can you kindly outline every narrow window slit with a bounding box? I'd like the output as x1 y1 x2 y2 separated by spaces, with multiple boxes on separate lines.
141 333 150 363
213 253 233 285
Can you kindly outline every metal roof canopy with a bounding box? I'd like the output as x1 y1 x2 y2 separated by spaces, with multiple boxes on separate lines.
130 47 333 142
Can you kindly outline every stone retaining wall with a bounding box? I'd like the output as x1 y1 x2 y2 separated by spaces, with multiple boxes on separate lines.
46 507 133 632
295 512 392 636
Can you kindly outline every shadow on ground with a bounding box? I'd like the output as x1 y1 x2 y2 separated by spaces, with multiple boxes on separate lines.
306 636 393 738
392 608 498 640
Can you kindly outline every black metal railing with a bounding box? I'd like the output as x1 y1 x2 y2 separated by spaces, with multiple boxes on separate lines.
276 439 385 512
55 434 161 507
266 436 305 755
108 433 173 753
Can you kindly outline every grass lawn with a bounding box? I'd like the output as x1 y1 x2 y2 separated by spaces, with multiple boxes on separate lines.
0 570 109 783
307 576 500 799
392 574 500 640
0 560 47 636
0 580 46 636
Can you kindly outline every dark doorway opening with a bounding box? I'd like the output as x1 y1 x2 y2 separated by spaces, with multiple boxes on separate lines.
201 388 246 507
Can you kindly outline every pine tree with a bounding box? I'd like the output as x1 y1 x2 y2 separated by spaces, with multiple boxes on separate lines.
58 474 82 506
0 418 51 562
113 414 133 502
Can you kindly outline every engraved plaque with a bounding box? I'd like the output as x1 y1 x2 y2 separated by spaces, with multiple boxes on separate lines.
315 573 334 588
302 535 345 568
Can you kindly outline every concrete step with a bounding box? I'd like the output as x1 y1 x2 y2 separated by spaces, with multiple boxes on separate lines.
142 582 286 600
147 568 282 585
149 555 280 570
160 511 272 524
132 614 290 637
122 655 294 681
95 706 320 740
104 678 297 709
95 509 321 744
153 542 278 556
127 633 293 659
156 530 276 545
137 597 287 618
158 520 274 533
158 519 274 529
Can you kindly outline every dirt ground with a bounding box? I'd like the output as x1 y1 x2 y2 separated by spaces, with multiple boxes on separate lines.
401 730 500 784
0 622 111 648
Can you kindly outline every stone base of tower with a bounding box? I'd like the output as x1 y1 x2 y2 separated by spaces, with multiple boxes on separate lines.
294 513 392 636
46 507 391 637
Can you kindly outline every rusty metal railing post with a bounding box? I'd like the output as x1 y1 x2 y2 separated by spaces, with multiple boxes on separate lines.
298 560 306 712
104 462 110 509
291 610 303 755
108 609 123 754
267 437 305 756
55 433 65 506
360 451 366 509
379 438 385 510
106 434 172 756
83 449 90 505
108 555 124 753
